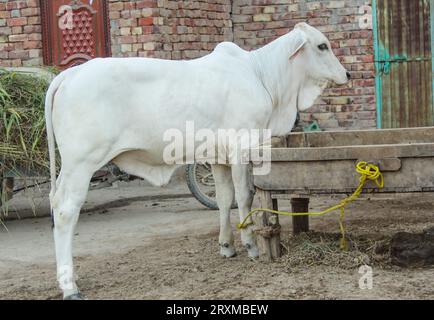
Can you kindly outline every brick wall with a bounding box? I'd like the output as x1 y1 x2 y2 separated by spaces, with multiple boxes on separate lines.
0 0 42 67
0 0 233 64
109 0 160 58
153 0 233 60
109 0 233 60
232 0 376 130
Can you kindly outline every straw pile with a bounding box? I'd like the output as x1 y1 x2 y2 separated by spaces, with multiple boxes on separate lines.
0 69 54 176
282 231 392 271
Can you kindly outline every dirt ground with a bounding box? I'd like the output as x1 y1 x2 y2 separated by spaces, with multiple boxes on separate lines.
0 179 433 300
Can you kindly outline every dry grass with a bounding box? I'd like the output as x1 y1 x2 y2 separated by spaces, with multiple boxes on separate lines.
0 69 56 175
0 69 58 223
282 231 392 271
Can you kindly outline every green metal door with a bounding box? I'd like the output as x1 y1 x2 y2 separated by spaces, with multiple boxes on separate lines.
373 0 434 128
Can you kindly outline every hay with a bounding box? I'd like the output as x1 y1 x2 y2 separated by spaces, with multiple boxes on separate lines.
282 231 392 271
0 69 54 175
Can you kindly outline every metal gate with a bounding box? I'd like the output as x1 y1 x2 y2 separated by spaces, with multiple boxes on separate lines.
373 0 434 128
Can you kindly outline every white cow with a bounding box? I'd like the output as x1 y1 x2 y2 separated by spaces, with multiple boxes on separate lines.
45 22 349 299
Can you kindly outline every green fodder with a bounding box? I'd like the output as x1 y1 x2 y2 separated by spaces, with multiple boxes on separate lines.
0 69 52 175
282 231 392 272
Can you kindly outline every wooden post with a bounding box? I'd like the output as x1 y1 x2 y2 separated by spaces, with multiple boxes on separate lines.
4 177 14 201
253 188 281 261
290 197 310 234
0 173 3 208
1 177 14 207
270 198 280 258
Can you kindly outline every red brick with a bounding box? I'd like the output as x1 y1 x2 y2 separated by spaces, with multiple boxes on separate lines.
8 49 28 59
8 17 27 26
109 2 124 11
23 40 41 49
0 11 11 19
124 2 136 10
23 25 40 33
7 1 27 10
20 7 39 17
26 0 39 8
118 35 137 44
139 17 154 26
11 26 22 34
141 26 154 34
136 0 157 9
27 16 40 24
8 34 27 42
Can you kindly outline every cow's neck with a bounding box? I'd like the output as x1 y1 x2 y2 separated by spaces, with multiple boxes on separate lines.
250 33 305 136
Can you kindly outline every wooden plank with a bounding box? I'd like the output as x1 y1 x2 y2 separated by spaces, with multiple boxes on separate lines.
269 186 434 197
287 127 434 148
263 143 434 162
254 157 434 192
356 158 401 172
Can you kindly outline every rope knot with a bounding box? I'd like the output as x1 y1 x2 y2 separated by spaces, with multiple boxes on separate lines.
356 161 384 188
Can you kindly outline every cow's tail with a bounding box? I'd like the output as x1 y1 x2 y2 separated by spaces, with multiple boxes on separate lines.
45 72 67 213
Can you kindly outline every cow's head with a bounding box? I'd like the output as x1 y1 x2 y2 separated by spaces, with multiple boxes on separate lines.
287 23 350 110
290 22 350 85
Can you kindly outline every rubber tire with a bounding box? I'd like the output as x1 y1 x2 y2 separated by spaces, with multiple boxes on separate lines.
186 164 218 210
185 164 238 210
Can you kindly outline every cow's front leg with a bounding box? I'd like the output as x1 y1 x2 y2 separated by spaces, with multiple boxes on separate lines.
211 164 236 257
231 164 259 258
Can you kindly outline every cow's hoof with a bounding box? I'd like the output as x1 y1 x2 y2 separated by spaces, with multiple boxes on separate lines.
220 243 237 258
64 292 85 300
246 244 259 259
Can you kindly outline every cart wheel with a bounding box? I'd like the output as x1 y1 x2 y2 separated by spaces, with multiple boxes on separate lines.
186 163 237 210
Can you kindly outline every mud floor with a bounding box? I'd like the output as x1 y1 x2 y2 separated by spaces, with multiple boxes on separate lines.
0 181 433 300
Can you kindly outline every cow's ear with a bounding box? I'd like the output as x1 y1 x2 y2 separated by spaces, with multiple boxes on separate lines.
289 29 307 60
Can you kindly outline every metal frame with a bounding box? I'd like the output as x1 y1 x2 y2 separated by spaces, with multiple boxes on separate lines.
373 0 434 129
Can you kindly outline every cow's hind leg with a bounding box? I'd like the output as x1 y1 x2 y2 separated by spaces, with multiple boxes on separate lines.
51 164 93 299
232 164 259 258
211 164 236 257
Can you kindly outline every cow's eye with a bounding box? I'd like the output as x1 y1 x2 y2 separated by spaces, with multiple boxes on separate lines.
318 43 328 51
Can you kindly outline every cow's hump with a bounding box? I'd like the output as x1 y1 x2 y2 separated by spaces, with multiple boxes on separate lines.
213 42 246 59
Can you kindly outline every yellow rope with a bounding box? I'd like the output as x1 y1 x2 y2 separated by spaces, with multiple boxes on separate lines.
237 161 384 250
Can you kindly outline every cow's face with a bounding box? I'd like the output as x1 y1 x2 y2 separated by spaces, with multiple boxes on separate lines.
291 23 350 85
